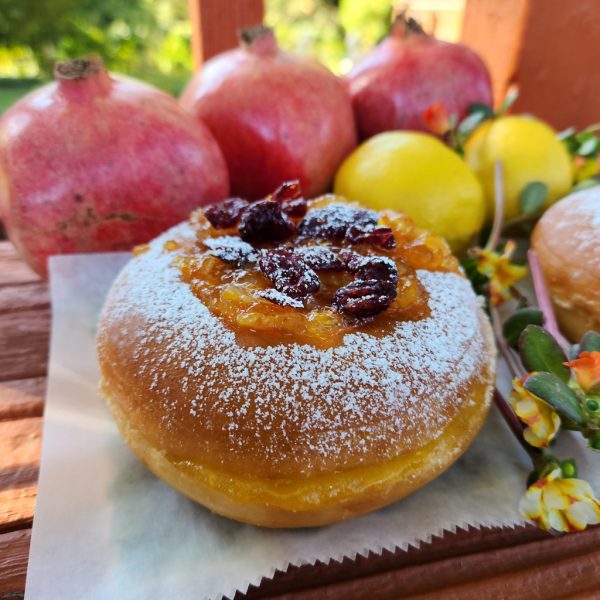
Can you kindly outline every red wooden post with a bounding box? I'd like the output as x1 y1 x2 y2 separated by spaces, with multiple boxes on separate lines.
189 0 265 69
462 0 600 130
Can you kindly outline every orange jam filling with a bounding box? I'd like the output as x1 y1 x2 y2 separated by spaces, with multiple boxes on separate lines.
174 195 460 348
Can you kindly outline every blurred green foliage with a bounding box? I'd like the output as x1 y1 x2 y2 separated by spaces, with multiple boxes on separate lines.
0 0 192 95
265 0 391 73
0 82 38 113
0 0 392 101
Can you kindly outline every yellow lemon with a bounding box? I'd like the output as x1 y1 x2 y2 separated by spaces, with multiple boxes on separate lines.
464 115 573 222
334 131 485 252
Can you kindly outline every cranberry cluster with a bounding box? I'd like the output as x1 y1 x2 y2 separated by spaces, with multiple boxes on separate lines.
298 204 396 250
334 256 398 318
204 180 307 242
201 184 399 318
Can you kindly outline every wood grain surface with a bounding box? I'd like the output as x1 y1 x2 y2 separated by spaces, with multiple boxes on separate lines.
0 240 598 600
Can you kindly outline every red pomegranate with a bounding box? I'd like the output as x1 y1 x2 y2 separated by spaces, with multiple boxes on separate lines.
180 26 357 200
0 57 229 278
346 16 493 139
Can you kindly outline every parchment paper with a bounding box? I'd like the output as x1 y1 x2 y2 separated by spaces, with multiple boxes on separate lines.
24 253 600 600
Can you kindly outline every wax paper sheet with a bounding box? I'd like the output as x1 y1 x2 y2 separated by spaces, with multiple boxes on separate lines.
24 253 600 600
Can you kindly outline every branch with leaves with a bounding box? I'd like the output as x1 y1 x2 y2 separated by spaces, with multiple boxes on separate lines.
464 161 600 533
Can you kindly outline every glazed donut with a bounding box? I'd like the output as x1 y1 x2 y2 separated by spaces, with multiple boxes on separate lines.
532 187 600 342
97 192 496 528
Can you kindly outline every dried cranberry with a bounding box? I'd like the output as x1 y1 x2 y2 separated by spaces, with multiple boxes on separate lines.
239 200 296 243
298 205 378 241
294 246 348 271
345 225 396 249
271 180 302 202
258 248 319 299
333 280 397 318
204 197 249 229
348 256 399 286
203 236 257 266
281 196 308 217
271 180 307 217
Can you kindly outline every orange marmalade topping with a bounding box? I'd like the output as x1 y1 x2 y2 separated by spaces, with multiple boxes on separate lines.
174 192 460 349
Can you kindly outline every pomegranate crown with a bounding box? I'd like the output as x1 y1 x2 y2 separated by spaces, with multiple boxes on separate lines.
54 55 104 80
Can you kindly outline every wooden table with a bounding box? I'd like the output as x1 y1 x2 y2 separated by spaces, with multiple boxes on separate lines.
1 239 599 600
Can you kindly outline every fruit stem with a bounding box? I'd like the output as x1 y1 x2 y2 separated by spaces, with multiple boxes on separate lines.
390 12 427 38
55 55 112 100
54 56 104 80
238 25 277 55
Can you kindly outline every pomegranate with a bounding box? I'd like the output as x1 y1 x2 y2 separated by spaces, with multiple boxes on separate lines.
0 56 229 278
346 16 493 139
180 26 357 200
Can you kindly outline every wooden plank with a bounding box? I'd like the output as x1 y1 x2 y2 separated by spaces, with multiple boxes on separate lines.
242 527 600 599
462 0 600 130
0 529 30 597
0 309 50 382
0 282 49 315
0 418 42 480
404 548 600 599
0 486 36 532
0 377 46 421
0 241 39 286
239 525 548 599
189 0 265 68
0 418 41 532
461 0 528 108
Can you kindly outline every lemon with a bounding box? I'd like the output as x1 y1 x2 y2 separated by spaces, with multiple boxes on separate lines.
464 115 573 222
333 131 485 252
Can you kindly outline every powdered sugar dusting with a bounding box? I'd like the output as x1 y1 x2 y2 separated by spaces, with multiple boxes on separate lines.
98 222 492 476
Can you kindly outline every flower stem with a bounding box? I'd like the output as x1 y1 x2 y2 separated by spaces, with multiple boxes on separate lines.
490 307 526 378
485 161 505 252
528 249 571 352
493 388 542 464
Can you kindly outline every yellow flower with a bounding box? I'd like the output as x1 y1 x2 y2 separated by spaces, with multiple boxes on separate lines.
519 468 600 532
565 351 600 393
476 240 527 306
510 377 560 448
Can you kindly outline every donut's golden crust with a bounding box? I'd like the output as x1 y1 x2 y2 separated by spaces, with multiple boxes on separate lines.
97 216 496 527
532 189 600 342
103 352 493 527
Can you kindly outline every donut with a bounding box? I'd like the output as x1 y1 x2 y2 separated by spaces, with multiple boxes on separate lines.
97 189 496 528
532 187 600 342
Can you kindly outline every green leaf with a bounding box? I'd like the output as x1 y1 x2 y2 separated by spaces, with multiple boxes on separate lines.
503 308 544 346
498 88 519 115
583 123 600 134
557 126 577 141
520 182 548 214
575 131 594 143
577 136 600 157
467 103 494 118
571 177 600 193
524 372 584 424
458 111 488 137
519 325 570 382
581 331 600 352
